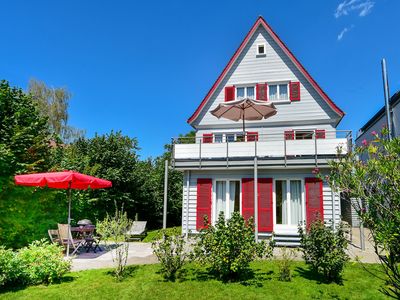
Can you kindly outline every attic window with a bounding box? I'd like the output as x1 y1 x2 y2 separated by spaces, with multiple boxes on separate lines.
257 43 266 55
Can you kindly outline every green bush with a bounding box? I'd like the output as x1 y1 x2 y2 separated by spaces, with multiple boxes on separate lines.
298 220 349 282
0 246 23 287
151 227 188 281
277 247 296 282
96 210 132 281
192 212 274 280
0 240 70 287
18 239 71 285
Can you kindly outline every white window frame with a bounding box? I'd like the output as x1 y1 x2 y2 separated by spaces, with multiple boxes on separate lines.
212 179 242 224
257 43 266 55
236 85 255 100
268 82 290 102
273 178 305 233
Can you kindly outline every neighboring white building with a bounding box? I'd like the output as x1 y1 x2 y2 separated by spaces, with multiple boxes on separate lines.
172 17 351 245
355 90 400 147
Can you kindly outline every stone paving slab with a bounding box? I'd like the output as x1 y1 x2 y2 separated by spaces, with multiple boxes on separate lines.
69 228 380 272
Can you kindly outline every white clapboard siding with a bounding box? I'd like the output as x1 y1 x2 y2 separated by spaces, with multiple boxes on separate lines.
196 125 336 139
182 169 341 235
192 26 339 129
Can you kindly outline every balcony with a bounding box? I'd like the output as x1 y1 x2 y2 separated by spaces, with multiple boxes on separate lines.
172 130 352 169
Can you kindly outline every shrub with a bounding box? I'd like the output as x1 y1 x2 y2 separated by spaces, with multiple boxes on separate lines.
192 212 274 281
277 247 296 282
0 246 23 287
18 239 71 285
298 220 349 283
151 227 188 281
96 210 133 281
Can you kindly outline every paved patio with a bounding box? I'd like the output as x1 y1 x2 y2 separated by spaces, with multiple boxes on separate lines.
71 242 157 271
70 227 379 271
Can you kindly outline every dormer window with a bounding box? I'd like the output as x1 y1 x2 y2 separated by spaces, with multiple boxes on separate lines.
236 86 255 100
257 43 266 55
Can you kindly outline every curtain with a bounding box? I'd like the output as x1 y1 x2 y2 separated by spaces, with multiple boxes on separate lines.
216 181 226 219
279 84 288 100
281 180 288 224
269 85 278 100
229 181 236 217
290 180 302 225
247 87 255 99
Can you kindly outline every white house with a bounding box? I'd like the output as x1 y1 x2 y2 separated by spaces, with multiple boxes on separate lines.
172 17 351 245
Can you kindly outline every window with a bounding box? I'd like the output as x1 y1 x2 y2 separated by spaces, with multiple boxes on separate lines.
295 131 313 140
236 86 255 100
257 43 266 55
215 180 240 221
214 134 223 143
275 180 303 226
225 132 247 142
269 83 289 101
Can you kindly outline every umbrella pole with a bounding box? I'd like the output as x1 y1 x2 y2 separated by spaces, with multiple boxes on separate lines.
242 110 246 139
67 183 72 257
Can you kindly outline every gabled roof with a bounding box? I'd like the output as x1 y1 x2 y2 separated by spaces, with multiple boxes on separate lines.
356 90 400 140
187 16 345 125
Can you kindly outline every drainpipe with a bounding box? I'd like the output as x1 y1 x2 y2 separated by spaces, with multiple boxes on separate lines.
254 156 258 242
381 59 393 140
185 170 190 239
163 159 169 229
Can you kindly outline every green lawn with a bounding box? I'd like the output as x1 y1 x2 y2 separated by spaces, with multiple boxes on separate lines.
0 261 389 300
142 227 182 242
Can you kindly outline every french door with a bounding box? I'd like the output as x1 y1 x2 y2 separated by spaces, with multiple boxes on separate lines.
213 180 241 223
274 179 304 231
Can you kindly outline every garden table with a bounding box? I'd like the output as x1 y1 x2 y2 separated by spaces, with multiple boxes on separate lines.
71 226 102 253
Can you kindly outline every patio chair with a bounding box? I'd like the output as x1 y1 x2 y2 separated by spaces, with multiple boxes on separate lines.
48 229 61 245
126 221 147 241
82 224 102 253
58 223 85 255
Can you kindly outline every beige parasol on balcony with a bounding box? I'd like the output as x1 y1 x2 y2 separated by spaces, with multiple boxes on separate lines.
210 98 277 135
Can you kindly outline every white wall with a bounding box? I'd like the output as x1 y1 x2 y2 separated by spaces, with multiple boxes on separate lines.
182 169 340 235
192 25 341 130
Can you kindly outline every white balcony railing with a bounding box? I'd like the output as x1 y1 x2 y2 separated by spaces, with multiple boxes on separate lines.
172 130 352 166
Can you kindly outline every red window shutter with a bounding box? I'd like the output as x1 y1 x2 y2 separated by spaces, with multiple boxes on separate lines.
225 86 235 102
305 178 324 228
202 133 213 143
284 130 294 140
258 178 273 232
196 178 212 230
290 82 301 101
247 131 259 142
256 83 268 101
315 129 326 139
242 178 255 221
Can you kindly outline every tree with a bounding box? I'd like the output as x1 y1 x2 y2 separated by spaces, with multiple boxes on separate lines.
28 78 83 142
54 131 141 222
326 130 400 298
0 80 51 179
0 80 64 249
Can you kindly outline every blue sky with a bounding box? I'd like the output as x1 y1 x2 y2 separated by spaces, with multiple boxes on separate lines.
1 0 399 158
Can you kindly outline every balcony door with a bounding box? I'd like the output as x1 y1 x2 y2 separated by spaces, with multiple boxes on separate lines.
274 179 305 232
213 180 240 223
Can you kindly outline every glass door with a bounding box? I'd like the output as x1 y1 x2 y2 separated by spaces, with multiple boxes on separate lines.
214 180 240 222
274 179 304 230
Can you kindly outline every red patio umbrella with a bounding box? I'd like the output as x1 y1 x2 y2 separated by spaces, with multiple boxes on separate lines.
15 171 112 256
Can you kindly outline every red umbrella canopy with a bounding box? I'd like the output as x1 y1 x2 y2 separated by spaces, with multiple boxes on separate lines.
15 171 112 190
